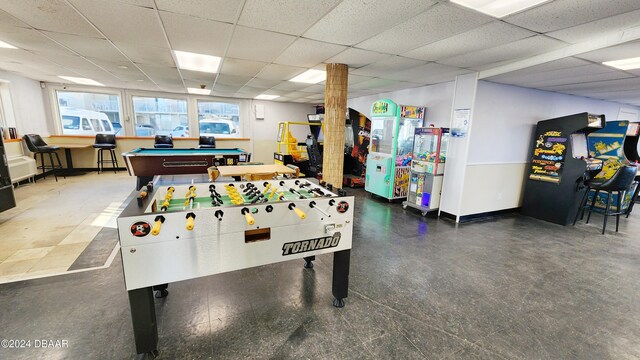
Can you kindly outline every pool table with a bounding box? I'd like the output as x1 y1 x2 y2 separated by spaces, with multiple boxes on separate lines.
123 148 250 189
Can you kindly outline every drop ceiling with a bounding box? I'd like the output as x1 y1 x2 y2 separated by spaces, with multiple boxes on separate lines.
0 0 638 105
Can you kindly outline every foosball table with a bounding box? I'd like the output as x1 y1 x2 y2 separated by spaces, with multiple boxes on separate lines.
117 178 354 357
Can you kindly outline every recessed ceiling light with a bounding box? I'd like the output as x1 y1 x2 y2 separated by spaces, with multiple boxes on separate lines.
187 87 211 95
255 94 280 100
173 50 221 74
58 76 104 86
117 65 129 69
136 79 145 82
603 57 640 70
450 0 551 18
0 40 17 49
289 69 326 84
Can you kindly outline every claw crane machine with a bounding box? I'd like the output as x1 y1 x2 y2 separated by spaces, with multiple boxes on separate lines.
403 127 449 215
365 99 425 200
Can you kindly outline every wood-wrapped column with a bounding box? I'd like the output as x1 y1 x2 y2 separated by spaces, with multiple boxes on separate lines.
323 63 348 188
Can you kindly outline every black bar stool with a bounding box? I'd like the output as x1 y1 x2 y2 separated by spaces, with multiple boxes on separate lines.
574 165 638 234
198 136 216 148
154 135 173 148
22 134 65 182
93 134 119 173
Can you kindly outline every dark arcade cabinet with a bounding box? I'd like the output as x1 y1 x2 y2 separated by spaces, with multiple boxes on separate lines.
521 112 605 225
624 122 640 208
0 135 16 213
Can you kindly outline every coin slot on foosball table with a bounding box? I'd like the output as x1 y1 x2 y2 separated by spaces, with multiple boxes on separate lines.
245 228 271 243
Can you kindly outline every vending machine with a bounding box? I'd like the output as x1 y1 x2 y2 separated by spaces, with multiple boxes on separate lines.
403 127 449 215
365 99 425 200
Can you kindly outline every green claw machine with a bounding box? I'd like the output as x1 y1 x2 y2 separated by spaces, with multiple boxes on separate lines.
402 127 449 215
365 99 425 200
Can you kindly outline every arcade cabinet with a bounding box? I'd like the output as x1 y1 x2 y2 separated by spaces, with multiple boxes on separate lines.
274 121 322 177
403 127 449 215
521 112 604 225
344 108 371 188
624 122 640 208
585 121 637 213
365 99 425 200
0 135 16 213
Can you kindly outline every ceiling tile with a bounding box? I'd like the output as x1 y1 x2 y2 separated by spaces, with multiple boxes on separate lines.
216 74 253 86
504 0 640 33
258 88 290 96
304 0 438 46
285 91 315 98
350 78 402 90
69 0 167 46
114 42 174 66
576 40 640 63
325 48 391 69
273 38 346 68
404 21 535 61
0 9 31 32
300 84 326 93
351 56 426 77
533 72 636 89
1 0 102 37
348 75 375 87
236 86 269 96
155 0 242 23
226 26 296 62
136 64 183 84
255 64 306 81
30 51 100 70
305 93 325 100
357 3 492 54
547 9 640 44
181 69 215 84
439 36 566 69
213 83 243 94
87 59 145 77
542 77 640 92
0 27 70 56
160 11 232 57
270 81 310 91
239 0 341 35
491 64 635 88
219 58 267 77
246 78 281 88
381 62 465 82
113 0 156 8
41 31 129 62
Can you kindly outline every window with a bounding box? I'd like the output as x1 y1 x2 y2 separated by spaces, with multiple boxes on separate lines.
198 100 240 137
56 91 121 135
133 96 187 137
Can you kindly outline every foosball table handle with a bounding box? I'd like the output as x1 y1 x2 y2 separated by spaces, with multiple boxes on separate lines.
185 213 196 231
241 207 255 225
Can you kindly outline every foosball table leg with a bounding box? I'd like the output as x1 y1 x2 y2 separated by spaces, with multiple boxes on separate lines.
128 287 159 357
136 176 155 191
331 249 350 308
303 256 315 269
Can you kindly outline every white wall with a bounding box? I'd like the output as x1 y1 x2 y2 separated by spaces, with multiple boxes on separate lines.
459 80 640 216
469 81 640 164
0 71 49 136
248 100 315 164
347 81 455 126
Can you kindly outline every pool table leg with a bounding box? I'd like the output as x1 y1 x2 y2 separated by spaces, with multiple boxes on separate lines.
136 176 154 190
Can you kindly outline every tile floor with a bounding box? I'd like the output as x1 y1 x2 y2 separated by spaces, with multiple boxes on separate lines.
0 172 132 283
0 174 639 359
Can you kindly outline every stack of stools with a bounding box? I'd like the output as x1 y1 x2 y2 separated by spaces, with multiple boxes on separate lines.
574 165 638 234
22 134 65 182
93 134 119 173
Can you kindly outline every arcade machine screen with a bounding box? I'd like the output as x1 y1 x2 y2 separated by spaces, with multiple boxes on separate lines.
627 122 640 136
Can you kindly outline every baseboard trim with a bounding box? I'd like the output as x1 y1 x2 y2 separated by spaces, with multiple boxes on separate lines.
439 211 457 221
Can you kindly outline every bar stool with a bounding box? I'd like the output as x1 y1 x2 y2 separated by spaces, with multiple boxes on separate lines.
574 165 638 234
22 134 65 182
93 134 119 173
198 136 216 148
154 135 173 148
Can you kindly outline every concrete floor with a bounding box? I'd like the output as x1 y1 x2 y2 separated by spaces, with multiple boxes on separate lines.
1 174 639 359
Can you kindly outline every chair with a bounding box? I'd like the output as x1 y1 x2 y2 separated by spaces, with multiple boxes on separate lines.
93 134 119 174
154 135 173 148
22 134 65 182
198 136 216 149
574 165 638 234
